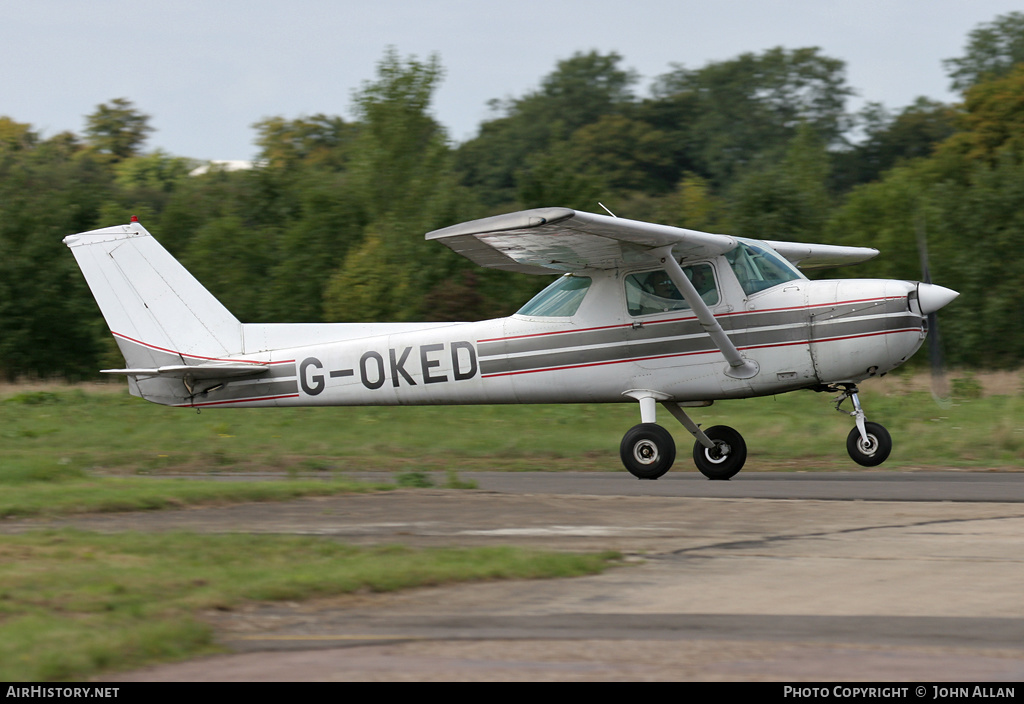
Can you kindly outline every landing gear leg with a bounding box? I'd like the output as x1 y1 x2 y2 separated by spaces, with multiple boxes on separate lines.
834 384 892 466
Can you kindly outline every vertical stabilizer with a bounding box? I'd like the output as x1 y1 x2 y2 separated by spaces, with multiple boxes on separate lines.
63 220 242 371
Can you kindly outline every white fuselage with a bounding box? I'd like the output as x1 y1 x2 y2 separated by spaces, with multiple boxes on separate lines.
122 259 926 409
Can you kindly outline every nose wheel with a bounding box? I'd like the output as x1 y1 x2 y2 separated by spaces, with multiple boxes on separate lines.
832 384 892 466
846 421 892 466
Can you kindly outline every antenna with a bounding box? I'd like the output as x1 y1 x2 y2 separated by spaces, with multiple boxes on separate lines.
598 202 617 218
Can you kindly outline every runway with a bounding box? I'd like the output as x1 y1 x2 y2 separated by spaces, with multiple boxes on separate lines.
16 470 1024 681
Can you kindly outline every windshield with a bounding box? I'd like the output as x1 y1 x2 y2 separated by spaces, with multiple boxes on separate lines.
516 275 592 317
726 240 803 296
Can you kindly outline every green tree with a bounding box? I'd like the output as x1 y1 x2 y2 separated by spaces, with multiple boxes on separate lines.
454 51 637 206
84 98 154 162
939 64 1024 165
652 47 853 186
728 124 832 242
944 11 1024 93
565 114 674 193
515 142 605 210
0 130 112 379
831 98 957 192
324 49 479 322
656 173 729 232
0 117 38 152
253 114 357 170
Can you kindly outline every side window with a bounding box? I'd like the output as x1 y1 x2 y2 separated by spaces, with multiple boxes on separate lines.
517 275 592 317
625 264 718 316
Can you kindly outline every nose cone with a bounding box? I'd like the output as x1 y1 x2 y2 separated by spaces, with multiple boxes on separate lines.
917 283 959 315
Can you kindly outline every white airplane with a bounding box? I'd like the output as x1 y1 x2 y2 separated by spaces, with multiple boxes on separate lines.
64 207 958 480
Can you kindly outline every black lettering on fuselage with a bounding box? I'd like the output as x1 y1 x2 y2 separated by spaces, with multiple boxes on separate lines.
300 357 325 395
359 351 386 390
420 343 448 384
338 342 480 391
451 341 478 381
389 347 416 387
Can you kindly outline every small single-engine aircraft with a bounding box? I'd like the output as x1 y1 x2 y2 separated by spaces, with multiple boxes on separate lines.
64 207 958 480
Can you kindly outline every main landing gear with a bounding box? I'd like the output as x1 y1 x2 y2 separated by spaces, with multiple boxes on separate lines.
619 393 746 481
619 382 894 480
831 383 892 466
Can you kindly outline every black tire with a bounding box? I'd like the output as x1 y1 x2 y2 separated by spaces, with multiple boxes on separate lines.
620 423 676 480
846 422 892 467
692 425 746 480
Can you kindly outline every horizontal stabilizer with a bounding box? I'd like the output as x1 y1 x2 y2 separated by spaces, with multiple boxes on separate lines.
101 364 269 379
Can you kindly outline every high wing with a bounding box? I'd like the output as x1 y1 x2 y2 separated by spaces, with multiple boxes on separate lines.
426 207 877 272
426 207 736 273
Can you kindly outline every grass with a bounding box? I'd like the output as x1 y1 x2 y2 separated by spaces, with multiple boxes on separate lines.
0 477 395 519
2 372 1022 483
0 530 619 681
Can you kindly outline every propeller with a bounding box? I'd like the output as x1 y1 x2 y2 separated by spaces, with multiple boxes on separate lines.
915 216 954 406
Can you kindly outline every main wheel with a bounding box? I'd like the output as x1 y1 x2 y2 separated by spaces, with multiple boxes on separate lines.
620 423 676 480
846 422 892 466
692 425 746 480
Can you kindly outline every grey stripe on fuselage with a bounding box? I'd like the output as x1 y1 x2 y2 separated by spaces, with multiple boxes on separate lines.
479 303 919 376
480 298 908 358
193 379 299 404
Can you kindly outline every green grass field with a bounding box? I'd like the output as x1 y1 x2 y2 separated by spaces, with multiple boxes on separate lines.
2 371 1022 486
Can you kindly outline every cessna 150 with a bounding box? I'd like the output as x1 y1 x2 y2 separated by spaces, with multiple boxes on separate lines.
64 207 958 480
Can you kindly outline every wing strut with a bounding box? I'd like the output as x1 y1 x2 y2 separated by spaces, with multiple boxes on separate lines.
653 246 759 380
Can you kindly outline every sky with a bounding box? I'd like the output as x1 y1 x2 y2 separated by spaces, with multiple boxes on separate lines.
3 0 1022 162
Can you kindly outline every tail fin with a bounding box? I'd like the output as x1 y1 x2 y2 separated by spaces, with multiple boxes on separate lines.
64 219 244 402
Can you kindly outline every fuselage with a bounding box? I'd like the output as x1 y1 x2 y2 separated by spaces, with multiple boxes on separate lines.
122 243 929 409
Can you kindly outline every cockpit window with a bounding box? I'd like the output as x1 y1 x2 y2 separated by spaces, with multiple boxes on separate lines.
726 240 803 296
516 275 592 317
625 263 719 316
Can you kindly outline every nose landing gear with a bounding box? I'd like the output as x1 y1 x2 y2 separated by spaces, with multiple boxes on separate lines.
832 384 892 466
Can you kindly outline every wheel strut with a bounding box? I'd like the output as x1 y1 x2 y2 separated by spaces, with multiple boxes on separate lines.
833 384 869 445
832 383 893 466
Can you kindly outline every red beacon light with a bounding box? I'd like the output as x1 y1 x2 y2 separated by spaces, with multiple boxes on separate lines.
130 215 139 222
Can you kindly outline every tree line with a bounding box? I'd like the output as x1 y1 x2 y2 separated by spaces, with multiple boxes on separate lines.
2 13 1024 379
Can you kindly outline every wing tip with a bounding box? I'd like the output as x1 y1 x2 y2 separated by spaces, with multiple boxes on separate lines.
426 207 575 241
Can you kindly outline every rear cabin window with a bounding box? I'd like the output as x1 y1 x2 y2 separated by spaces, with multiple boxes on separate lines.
625 263 719 316
516 275 592 317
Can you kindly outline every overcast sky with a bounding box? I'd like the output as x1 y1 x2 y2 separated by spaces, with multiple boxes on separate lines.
3 0 1021 161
